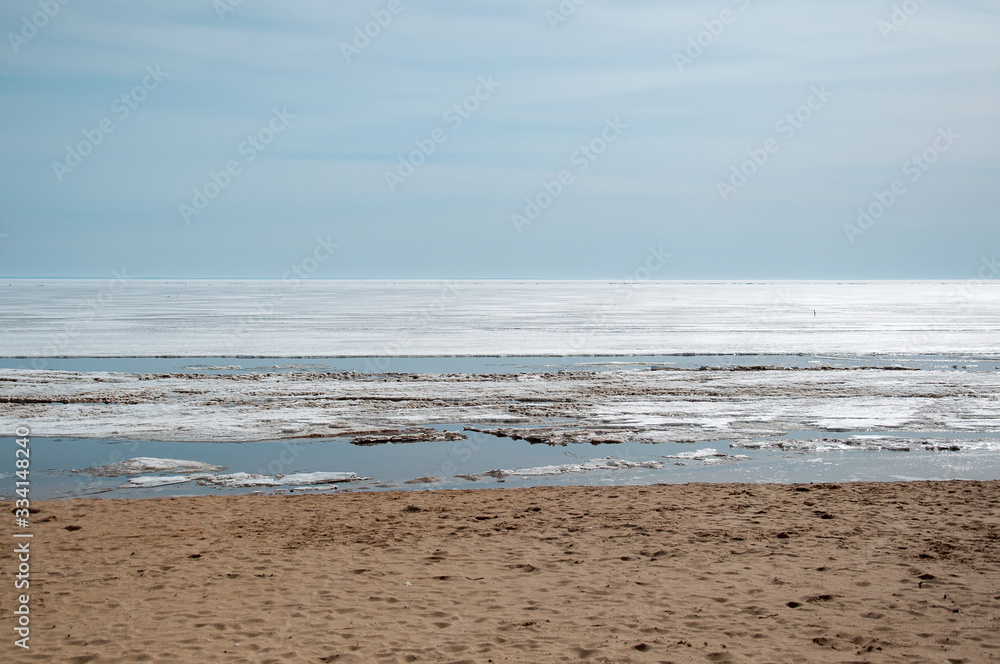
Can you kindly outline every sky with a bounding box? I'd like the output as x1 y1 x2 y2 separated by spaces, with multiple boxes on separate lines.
0 0 997 279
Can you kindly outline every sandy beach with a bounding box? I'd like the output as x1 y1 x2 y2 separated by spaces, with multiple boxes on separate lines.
3 480 999 663
5 0 999 657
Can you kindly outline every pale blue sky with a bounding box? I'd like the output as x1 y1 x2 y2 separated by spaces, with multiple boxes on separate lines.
0 0 997 278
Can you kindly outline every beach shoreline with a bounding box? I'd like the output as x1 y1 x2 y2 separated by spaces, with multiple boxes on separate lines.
3 480 998 663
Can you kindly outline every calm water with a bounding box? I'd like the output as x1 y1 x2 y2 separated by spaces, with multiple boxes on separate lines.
5 427 1000 500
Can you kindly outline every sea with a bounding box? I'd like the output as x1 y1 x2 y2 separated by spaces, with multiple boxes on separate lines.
1 279 998 499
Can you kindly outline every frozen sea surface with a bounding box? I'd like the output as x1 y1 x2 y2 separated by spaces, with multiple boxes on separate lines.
4 367 998 443
3 280 998 497
2 279 999 357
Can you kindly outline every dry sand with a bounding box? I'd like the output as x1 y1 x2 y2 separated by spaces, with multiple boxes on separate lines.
3 481 1000 663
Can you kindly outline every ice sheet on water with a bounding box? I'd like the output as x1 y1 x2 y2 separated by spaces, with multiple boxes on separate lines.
86 457 226 476
731 436 1000 452
125 470 369 489
277 472 367 484
665 448 751 464
5 365 998 444
732 439 854 452
457 457 663 481
197 471 368 488
669 448 727 459
4 280 1000 357
126 475 203 487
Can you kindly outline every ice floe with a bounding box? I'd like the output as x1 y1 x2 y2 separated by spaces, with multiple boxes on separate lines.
731 436 1000 453
669 448 728 460
347 428 467 445
665 448 751 464
85 457 226 476
464 426 631 446
195 471 368 488
456 457 663 481
664 448 753 465
126 475 206 487
124 470 369 489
